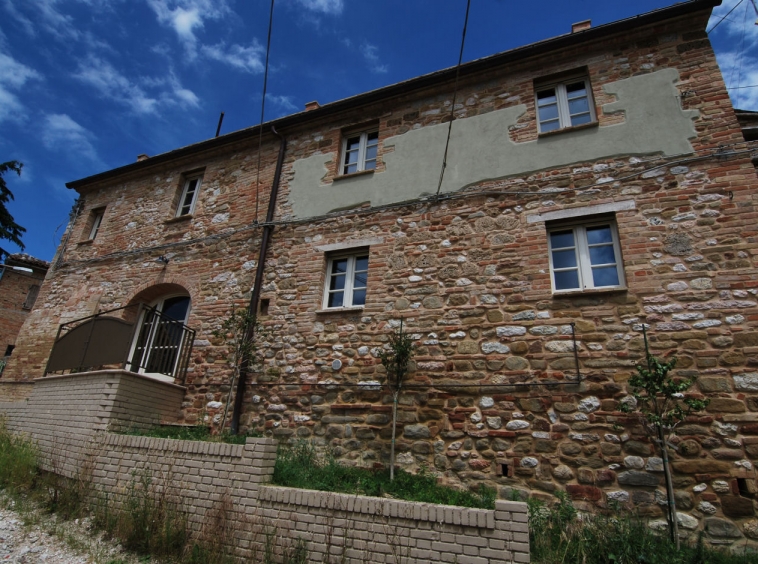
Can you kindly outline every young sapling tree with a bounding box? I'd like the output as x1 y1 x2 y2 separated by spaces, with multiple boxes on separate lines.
620 325 708 549
213 307 267 432
379 318 415 481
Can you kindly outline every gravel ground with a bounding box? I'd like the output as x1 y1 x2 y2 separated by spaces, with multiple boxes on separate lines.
0 498 147 564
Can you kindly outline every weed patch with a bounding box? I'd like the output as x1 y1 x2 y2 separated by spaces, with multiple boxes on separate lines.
529 492 758 564
272 441 495 509
94 468 187 560
0 417 37 493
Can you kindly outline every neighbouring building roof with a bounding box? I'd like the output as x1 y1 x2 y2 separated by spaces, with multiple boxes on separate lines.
4 254 50 272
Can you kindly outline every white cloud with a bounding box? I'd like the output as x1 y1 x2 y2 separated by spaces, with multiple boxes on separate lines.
266 93 297 113
0 53 42 123
295 0 343 15
360 42 388 74
3 0 79 40
74 55 199 114
201 41 265 73
42 113 99 161
146 0 231 56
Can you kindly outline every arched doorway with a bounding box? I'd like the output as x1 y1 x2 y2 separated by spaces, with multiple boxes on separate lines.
126 287 192 383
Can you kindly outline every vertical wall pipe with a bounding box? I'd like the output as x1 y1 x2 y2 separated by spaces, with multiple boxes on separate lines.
230 126 287 435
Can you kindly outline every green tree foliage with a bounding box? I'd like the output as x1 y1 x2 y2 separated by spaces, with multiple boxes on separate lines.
0 161 26 257
379 319 415 393
620 331 709 550
212 307 267 431
622 354 708 430
379 319 415 480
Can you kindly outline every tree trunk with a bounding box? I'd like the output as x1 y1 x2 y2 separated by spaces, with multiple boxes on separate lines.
390 390 399 481
659 425 680 550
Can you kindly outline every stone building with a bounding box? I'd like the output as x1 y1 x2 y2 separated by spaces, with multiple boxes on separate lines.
0 253 48 374
4 0 758 545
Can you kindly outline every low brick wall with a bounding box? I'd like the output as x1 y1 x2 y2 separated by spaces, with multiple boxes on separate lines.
0 370 185 476
259 486 528 563
92 434 528 563
0 380 34 401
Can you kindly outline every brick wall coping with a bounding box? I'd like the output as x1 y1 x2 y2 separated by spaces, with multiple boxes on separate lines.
35 369 187 392
100 432 260 458
259 485 527 529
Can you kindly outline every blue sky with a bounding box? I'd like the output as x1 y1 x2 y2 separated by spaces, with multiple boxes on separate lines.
1 0 756 262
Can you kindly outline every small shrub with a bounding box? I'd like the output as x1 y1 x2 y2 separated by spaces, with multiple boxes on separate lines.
272 441 495 509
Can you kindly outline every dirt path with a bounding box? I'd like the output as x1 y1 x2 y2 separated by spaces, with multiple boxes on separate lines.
0 500 146 564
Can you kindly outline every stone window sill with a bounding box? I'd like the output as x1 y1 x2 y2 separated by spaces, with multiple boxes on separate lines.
333 170 374 182
538 121 599 138
553 286 627 298
165 215 193 225
77 239 94 246
315 306 365 314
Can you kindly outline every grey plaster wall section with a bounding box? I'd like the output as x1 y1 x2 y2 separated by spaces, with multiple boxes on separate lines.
288 69 699 218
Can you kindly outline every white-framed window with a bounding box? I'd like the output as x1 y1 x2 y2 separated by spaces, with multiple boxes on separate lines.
536 77 595 133
547 220 625 293
322 252 369 309
176 175 202 217
88 208 105 240
341 130 378 175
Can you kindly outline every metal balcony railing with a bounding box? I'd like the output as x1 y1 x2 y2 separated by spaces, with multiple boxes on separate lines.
45 303 195 383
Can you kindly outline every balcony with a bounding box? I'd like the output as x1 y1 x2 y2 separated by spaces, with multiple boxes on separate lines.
45 303 196 384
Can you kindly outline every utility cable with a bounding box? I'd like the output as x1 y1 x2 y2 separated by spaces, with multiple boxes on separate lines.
728 0 749 91
707 0 745 33
434 0 472 198
255 0 276 223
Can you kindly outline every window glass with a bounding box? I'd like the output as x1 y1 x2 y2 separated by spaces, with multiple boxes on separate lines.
323 253 370 308
536 78 595 133
177 176 202 217
554 270 580 291
592 266 620 287
588 245 615 265
550 230 575 249
548 221 624 292
341 131 378 175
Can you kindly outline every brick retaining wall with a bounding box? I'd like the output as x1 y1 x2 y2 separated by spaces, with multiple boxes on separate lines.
92 434 528 563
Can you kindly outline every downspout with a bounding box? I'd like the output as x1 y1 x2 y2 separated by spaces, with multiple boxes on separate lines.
230 126 287 435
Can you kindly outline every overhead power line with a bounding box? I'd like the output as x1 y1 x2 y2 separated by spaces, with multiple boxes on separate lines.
707 0 745 33
435 0 472 198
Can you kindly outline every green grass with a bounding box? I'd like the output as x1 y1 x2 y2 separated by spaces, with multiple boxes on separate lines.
529 492 758 564
272 440 496 509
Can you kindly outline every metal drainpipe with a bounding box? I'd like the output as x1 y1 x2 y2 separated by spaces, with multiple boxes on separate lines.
230 126 287 435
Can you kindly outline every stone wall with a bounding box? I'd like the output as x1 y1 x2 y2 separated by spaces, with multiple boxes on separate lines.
3 1 758 548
